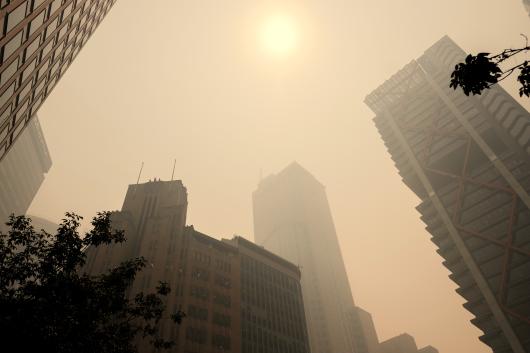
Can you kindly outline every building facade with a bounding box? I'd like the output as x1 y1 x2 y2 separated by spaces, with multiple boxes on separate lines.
0 0 116 162
347 307 381 353
224 236 311 353
84 179 310 353
523 0 530 17
253 162 358 353
0 116 50 229
365 36 530 353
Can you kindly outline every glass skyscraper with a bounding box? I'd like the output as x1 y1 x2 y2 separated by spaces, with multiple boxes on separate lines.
0 0 116 162
365 36 530 353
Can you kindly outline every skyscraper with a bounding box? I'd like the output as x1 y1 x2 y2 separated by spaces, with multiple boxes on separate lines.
365 36 530 353
253 162 357 353
523 0 530 17
0 0 116 162
348 307 381 353
0 116 51 229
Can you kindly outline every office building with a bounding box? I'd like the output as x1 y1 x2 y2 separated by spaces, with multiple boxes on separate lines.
84 179 309 353
253 162 358 353
417 346 438 353
365 36 530 353
0 116 50 230
0 0 116 162
26 214 57 233
224 236 311 353
523 0 530 17
348 306 381 353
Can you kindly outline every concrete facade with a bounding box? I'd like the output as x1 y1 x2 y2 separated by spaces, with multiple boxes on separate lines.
365 36 530 353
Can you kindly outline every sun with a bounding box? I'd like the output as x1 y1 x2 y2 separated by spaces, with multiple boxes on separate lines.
260 15 298 57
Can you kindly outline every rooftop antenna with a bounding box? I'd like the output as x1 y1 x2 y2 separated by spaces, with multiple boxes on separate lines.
136 162 144 184
171 159 176 181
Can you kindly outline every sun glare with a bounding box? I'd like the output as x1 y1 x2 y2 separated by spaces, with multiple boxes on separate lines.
260 15 298 57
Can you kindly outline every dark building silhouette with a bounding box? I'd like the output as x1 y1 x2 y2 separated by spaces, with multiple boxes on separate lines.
253 162 360 353
84 179 310 353
0 116 50 229
0 0 116 162
365 36 530 353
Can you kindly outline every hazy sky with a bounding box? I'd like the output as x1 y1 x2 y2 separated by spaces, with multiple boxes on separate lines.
28 1 529 352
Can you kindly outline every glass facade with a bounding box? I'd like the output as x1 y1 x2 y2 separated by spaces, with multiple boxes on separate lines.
0 0 116 161
365 36 530 353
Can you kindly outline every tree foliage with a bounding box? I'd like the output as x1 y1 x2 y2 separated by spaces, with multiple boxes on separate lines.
0 212 185 353
450 41 530 97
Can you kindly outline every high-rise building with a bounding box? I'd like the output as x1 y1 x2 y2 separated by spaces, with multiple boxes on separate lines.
348 306 381 353
0 116 50 229
224 236 311 353
365 36 530 353
26 214 57 233
523 0 530 17
417 346 438 353
378 334 437 353
253 162 358 353
0 0 116 162
84 179 310 353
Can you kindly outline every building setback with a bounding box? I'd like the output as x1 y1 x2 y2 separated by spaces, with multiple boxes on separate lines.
84 179 309 353
252 162 359 353
0 0 116 162
0 116 50 229
365 36 530 353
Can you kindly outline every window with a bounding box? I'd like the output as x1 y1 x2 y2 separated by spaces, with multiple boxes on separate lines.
212 313 231 328
213 293 231 308
49 0 62 16
187 305 208 321
3 31 23 62
211 334 231 350
6 3 27 33
25 35 41 59
0 59 18 86
215 274 231 288
190 286 209 301
185 327 207 344
0 82 15 108
29 11 46 36
192 267 209 281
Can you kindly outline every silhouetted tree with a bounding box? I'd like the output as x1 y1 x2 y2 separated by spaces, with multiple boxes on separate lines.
450 38 530 97
0 212 185 353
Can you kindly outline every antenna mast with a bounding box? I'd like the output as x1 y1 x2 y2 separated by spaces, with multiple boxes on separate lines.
171 159 176 181
136 162 144 184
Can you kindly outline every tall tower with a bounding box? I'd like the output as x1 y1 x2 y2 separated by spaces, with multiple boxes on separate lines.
0 116 51 229
0 0 116 162
523 0 530 17
365 36 530 353
253 162 357 353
